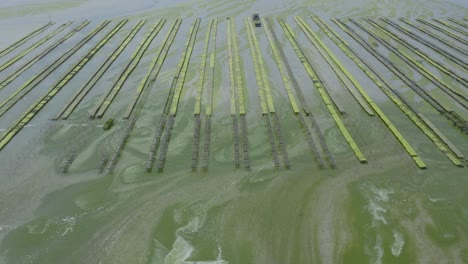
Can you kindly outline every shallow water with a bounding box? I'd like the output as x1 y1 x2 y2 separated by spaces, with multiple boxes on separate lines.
0 0 467 263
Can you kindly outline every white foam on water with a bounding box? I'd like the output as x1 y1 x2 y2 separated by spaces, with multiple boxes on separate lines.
216 244 223 260
27 221 51 235
163 214 204 264
26 216 77 237
363 184 395 226
163 236 194 264
180 214 204 234
184 243 229 264
25 208 102 238
369 185 394 202
58 216 76 237
391 230 404 256
367 200 387 225
374 235 384 264
249 178 265 183
428 197 444 203
426 195 444 203
150 239 169 264
162 213 229 264
104 226 124 255
57 208 104 239
185 260 229 264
